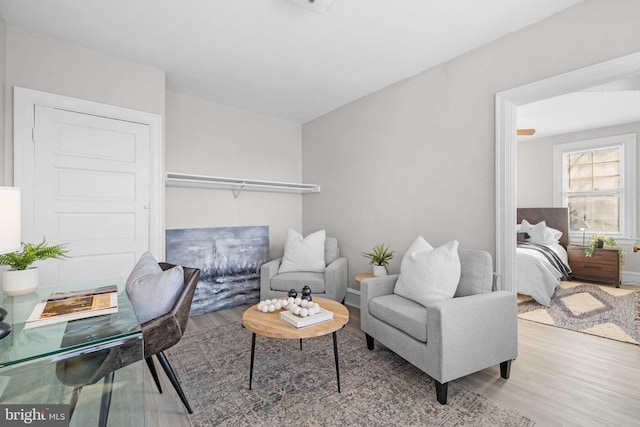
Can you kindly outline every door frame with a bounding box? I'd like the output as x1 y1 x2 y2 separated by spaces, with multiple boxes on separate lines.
495 51 640 293
13 87 165 259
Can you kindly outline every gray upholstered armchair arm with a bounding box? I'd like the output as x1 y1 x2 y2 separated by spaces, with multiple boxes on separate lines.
323 257 348 303
260 258 282 297
360 274 399 332
425 291 518 383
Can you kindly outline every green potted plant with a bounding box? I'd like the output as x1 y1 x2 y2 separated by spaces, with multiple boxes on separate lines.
362 243 394 276
0 240 69 296
584 234 625 265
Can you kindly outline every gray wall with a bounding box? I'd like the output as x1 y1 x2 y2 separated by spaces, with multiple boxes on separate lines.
164 91 303 257
301 0 640 287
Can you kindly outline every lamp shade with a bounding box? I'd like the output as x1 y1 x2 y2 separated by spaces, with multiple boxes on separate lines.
0 187 21 254
577 218 591 231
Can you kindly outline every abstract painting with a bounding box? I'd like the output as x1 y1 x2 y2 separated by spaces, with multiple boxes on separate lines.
166 226 269 316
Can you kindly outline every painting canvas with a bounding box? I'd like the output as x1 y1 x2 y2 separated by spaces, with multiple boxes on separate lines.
166 226 269 316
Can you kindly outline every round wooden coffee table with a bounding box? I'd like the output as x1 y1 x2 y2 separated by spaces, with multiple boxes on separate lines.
242 297 349 392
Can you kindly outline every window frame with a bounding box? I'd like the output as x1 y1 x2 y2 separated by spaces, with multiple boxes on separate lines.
553 133 637 245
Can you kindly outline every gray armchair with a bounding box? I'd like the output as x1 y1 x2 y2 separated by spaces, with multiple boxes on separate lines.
361 249 517 405
260 237 348 302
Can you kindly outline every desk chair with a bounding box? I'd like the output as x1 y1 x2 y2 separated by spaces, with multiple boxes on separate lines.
56 263 200 426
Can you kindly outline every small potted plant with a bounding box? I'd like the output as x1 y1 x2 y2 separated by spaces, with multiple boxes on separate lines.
584 234 625 265
362 243 394 276
0 239 69 296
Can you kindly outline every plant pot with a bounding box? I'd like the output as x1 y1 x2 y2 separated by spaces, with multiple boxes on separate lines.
373 265 387 277
2 267 39 296
595 241 604 248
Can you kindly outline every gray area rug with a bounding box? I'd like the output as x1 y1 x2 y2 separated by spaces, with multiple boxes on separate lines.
518 281 640 345
167 322 534 426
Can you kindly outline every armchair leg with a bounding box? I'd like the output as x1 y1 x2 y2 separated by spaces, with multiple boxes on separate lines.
500 360 512 379
435 380 448 405
157 351 194 414
365 334 374 350
145 356 163 393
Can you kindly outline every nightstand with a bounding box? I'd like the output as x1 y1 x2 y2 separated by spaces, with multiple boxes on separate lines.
567 244 621 287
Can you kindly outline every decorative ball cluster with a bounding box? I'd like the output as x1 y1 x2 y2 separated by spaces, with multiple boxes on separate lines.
257 298 285 313
256 297 321 318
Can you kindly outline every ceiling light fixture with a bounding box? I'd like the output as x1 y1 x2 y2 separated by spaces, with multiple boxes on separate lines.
289 0 336 14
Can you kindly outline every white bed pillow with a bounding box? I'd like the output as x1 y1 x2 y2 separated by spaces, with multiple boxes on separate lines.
519 219 562 245
527 221 549 244
546 226 563 244
393 237 461 307
278 229 326 273
519 219 532 234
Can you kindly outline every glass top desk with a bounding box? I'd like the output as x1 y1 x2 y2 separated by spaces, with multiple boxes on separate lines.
0 278 144 426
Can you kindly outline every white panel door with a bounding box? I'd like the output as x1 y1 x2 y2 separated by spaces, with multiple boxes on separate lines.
32 105 150 285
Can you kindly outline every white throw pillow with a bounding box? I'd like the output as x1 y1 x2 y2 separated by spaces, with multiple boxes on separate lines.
278 229 326 273
526 220 548 245
393 237 461 307
125 251 184 324
521 220 562 245
519 219 532 234
546 226 563 244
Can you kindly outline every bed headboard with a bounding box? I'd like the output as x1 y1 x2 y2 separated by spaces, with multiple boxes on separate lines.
517 207 570 248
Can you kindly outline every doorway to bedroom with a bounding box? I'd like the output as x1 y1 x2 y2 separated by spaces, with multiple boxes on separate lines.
495 51 640 294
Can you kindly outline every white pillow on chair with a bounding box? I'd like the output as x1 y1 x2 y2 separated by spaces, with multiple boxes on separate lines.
126 251 184 324
393 237 461 307
278 229 326 273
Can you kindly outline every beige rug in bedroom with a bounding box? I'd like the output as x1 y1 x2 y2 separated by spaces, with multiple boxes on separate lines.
517 281 640 345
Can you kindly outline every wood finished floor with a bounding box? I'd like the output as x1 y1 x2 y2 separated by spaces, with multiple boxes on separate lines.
143 302 640 427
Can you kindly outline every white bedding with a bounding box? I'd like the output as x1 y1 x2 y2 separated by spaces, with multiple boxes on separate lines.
516 242 568 306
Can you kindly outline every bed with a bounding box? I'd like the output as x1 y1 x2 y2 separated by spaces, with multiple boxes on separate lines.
516 207 572 306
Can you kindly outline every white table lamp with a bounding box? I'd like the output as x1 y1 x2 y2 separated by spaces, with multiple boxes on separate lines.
0 187 20 339
577 215 590 245
0 186 21 254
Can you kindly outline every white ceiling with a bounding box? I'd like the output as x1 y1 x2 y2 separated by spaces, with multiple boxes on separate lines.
517 88 640 141
0 0 582 123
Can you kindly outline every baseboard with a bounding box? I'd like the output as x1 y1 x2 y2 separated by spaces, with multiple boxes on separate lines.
621 271 640 286
345 287 360 308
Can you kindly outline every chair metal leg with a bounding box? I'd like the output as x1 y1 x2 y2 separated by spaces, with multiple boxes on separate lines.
68 386 82 420
157 351 193 414
145 356 163 393
98 371 115 427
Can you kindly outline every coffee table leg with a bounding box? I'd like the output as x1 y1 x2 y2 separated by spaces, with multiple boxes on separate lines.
249 332 256 390
333 331 341 393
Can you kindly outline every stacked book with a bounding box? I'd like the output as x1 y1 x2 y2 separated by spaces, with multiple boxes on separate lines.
280 307 333 329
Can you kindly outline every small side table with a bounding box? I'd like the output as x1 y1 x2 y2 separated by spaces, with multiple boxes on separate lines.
354 273 375 284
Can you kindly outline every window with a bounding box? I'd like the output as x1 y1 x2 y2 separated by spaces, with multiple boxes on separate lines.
553 134 637 243
566 146 620 232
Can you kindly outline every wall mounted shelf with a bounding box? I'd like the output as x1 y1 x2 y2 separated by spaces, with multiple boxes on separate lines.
165 172 321 198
